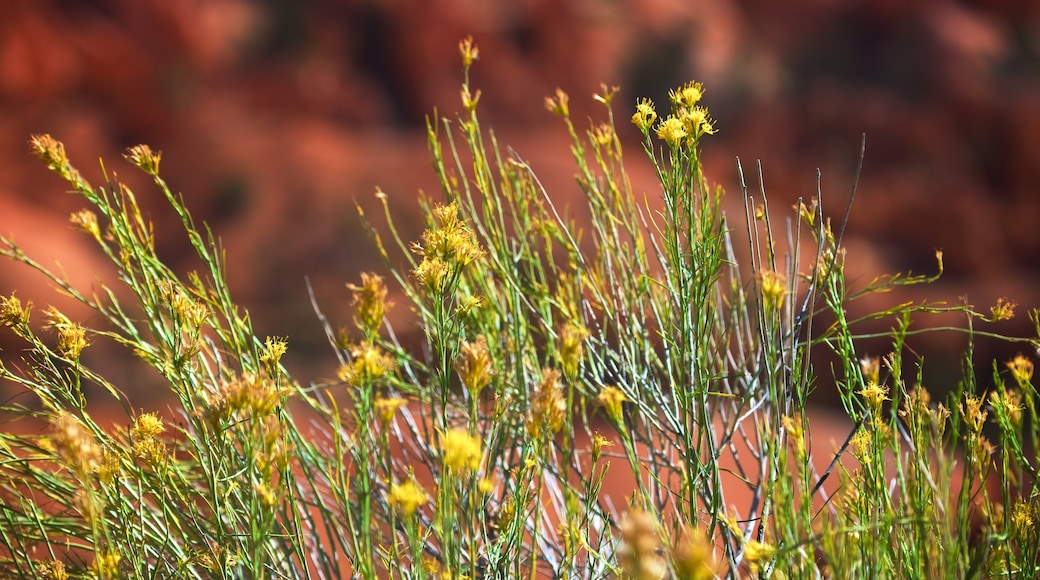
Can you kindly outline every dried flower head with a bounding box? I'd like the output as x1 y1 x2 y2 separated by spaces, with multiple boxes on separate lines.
616 509 666 580
125 144 162 175
50 413 103 481
528 368 566 440
29 134 72 176
389 479 428 517
70 209 101 241
455 335 494 396
440 428 482 473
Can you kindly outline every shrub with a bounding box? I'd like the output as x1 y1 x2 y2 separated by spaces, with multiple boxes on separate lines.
1 37 1038 579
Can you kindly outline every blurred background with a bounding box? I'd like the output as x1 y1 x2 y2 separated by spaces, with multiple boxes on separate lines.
1 0 1038 399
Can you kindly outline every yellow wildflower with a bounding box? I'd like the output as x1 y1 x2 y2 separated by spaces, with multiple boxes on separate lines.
0 293 30 327
346 272 392 335
131 412 167 468
92 550 121 578
528 368 566 440
669 81 705 109
672 525 715 580
45 307 89 359
758 269 787 314
1007 354 1034 388
125 144 162 175
744 540 777 563
459 36 479 68
858 382 889 416
616 509 666 580
598 385 628 427
631 98 657 134
338 342 395 385
990 297 1016 321
70 209 101 241
50 413 102 481
558 322 589 382
545 88 570 117
455 335 494 396
374 396 408 425
389 479 428 517
441 428 482 473
961 393 988 434
656 116 688 148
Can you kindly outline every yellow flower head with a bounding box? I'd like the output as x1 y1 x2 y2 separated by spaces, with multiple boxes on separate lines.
29 134 69 172
458 36 479 68
1007 354 1034 387
440 428 482 473
389 479 428 517
616 509 666 580
545 88 570 117
125 144 162 175
374 396 408 425
70 209 101 241
597 385 628 427
672 525 716 580
456 335 494 395
259 336 288 369
528 368 566 440
758 269 787 314
858 382 889 415
339 341 395 386
678 105 716 138
558 322 589 382
989 387 1023 429
743 540 777 563
656 116 688 148
45 307 89 360
990 297 1016 322
631 98 657 134
961 393 988 434
669 81 705 109
0 293 30 328
347 272 392 335
50 413 102 481
859 356 880 386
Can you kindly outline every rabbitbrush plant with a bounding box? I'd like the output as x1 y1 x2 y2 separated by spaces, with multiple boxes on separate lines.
2 37 1039 579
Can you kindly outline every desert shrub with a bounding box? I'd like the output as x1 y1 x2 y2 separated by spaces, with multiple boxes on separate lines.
1 38 1038 579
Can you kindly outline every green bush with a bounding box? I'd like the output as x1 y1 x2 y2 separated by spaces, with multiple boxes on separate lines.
1 37 1038 579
